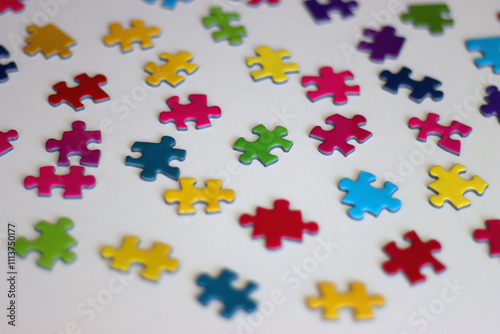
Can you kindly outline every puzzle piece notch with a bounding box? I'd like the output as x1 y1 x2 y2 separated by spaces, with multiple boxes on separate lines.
307 281 384 320
401 4 453 34
103 20 161 53
480 85 500 121
474 220 500 256
48 73 110 111
304 0 358 24
24 166 96 198
233 124 292 166
0 45 18 83
357 26 405 63
246 46 299 84
202 6 247 46
383 230 445 284
466 37 500 73
145 51 198 87
125 136 186 182
302 67 360 105
0 0 24 13
428 164 488 210
196 268 258 318
15 218 76 269
143 0 192 9
0 128 18 156
240 199 319 249
379 66 443 103
101 236 179 281
160 94 221 130
310 114 371 156
23 23 75 59
408 113 472 156
338 171 401 220
46 121 101 167
248 0 280 6
165 178 235 214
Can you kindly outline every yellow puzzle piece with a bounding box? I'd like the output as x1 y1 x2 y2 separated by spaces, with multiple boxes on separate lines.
103 20 161 53
101 236 179 281
246 46 299 84
307 281 384 320
23 23 75 59
165 178 235 214
144 51 198 87
428 164 488 210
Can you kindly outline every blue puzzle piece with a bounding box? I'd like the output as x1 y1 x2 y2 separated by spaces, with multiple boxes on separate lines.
466 37 500 73
481 86 500 121
304 0 358 24
338 171 401 220
379 66 443 103
0 45 17 83
196 268 258 318
125 136 186 181
143 0 191 9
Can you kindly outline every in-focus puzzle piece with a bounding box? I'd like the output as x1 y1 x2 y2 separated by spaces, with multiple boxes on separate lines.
338 171 401 220
46 121 101 167
101 236 179 281
15 218 76 269
24 166 96 198
145 51 198 87
302 67 360 105
382 230 445 284
309 114 371 156
379 66 443 103
474 220 500 256
401 4 453 34
466 37 500 73
246 46 299 84
428 164 488 210
248 0 279 6
240 199 318 249
408 113 471 156
48 73 110 111
165 178 235 214
23 23 75 59
307 281 384 320
143 0 192 9
202 6 247 45
304 0 358 24
357 26 405 63
103 20 160 53
125 136 186 181
0 45 17 83
0 0 24 13
196 268 258 318
481 86 500 121
160 94 221 130
0 128 18 156
233 124 292 166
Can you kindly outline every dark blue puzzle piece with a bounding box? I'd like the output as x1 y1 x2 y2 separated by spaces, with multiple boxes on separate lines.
304 0 358 24
0 45 17 83
481 85 500 122
357 26 405 63
125 136 186 181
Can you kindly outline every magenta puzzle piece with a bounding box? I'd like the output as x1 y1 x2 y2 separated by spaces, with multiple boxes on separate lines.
159 94 221 130
0 128 18 156
301 67 360 105
474 220 500 256
0 0 24 13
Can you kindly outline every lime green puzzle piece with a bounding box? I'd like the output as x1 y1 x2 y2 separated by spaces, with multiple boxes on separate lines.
202 6 247 46
401 4 453 35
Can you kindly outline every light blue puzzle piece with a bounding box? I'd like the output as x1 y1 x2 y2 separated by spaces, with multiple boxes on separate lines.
143 0 192 9
466 37 500 73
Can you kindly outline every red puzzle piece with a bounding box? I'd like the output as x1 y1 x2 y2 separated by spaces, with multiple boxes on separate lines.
474 220 500 256
46 121 101 167
240 199 319 249
0 0 24 13
48 73 110 111
0 128 18 156
382 230 445 284
24 166 96 198
301 67 360 105
160 94 221 130
309 114 371 156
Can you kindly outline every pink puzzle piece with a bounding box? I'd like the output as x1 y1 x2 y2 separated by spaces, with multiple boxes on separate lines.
301 67 360 105
0 128 18 156
0 0 24 13
474 220 500 256
24 166 96 198
160 94 221 130
46 121 101 167
248 0 279 5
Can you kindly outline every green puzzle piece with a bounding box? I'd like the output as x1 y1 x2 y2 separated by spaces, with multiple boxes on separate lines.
15 218 77 269
202 6 247 46
233 124 292 166
401 4 453 35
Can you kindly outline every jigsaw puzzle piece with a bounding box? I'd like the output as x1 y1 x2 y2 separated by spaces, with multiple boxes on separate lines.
103 20 161 53
23 23 75 59
246 46 299 84
466 37 500 73
0 0 24 13
357 26 405 63
0 128 18 156
302 66 359 105
401 4 453 34
160 94 221 130
304 0 358 24
0 45 17 83
474 220 500 256
202 6 247 45
481 86 500 121
143 0 192 9
145 51 198 87
248 0 280 6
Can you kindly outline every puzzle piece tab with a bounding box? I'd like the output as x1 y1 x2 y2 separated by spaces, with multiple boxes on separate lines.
125 136 186 181
202 6 247 45
24 23 75 59
0 0 24 13
165 178 235 214
466 37 500 73
382 230 445 284
0 45 17 83
401 4 453 34
304 0 358 24
246 46 299 84
160 94 221 130
196 268 258 318
103 20 160 53
15 218 76 269
302 67 360 105
428 164 488 210
357 26 405 63
307 281 384 320
48 73 110 111
233 124 292 166
145 51 198 87
310 114 371 156
143 0 192 9
338 171 401 220
101 236 179 281
0 128 18 156
474 220 500 256
481 86 500 121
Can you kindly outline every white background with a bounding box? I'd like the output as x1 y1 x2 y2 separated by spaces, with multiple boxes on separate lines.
1 0 500 333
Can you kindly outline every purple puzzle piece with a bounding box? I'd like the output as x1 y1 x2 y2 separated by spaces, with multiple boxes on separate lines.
0 128 18 156
357 26 405 63
304 0 358 24
481 86 500 122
